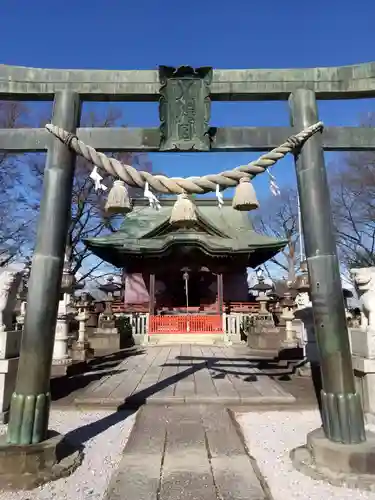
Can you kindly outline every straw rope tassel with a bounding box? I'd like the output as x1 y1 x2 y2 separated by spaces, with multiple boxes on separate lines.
232 177 259 211
105 179 132 214
169 193 197 227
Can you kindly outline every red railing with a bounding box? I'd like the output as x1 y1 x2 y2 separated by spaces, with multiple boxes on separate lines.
112 302 149 313
112 300 262 314
229 302 260 313
149 315 223 334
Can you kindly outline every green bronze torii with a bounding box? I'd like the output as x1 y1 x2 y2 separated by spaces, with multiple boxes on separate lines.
0 62 374 477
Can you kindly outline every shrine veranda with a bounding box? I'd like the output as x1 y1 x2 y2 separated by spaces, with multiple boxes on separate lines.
0 62 375 448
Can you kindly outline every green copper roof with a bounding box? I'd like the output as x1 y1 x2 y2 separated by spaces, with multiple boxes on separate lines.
85 198 287 267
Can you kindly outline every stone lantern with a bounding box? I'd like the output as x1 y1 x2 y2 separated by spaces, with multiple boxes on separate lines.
291 261 318 376
52 258 76 373
251 276 272 316
71 292 93 362
268 292 283 326
15 258 31 331
247 275 280 351
294 260 311 309
280 291 297 348
91 276 123 353
98 276 121 329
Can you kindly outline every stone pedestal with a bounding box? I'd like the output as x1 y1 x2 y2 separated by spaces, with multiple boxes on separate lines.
350 327 375 415
0 431 82 490
291 428 375 491
350 327 375 358
89 327 120 353
352 357 375 414
71 340 92 362
294 305 320 375
247 320 282 353
0 330 22 423
280 309 298 348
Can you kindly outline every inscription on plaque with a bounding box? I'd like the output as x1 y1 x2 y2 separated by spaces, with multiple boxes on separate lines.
159 65 212 151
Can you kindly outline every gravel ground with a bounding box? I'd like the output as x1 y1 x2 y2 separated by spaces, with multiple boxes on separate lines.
237 410 375 500
0 409 136 500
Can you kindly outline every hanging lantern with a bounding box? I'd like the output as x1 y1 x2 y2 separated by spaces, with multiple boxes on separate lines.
105 180 132 215
169 193 197 227
232 177 259 211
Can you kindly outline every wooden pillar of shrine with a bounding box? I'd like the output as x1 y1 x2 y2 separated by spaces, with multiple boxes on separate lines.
149 273 155 315
217 273 224 315
120 269 126 302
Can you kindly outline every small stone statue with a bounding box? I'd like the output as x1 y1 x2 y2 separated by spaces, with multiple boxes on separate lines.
0 262 25 332
350 267 375 330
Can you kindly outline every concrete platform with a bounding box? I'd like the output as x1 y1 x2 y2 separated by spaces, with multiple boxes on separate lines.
73 345 295 408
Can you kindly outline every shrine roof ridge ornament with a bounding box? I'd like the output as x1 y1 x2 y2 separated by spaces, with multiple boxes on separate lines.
1 62 375 100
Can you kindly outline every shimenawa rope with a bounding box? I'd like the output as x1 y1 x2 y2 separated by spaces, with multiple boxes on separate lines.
45 122 324 195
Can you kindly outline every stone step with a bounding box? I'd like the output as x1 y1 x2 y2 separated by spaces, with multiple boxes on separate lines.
148 333 226 345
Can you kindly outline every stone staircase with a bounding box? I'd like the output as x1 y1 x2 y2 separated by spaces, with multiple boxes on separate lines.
147 333 227 345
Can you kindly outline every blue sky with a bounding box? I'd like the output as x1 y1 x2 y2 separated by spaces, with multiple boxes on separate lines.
1 0 375 202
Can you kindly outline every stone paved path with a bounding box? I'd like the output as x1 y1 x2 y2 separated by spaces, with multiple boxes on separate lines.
104 405 268 500
74 345 295 407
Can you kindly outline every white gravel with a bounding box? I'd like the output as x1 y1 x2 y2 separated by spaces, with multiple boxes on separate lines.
0 409 136 500
237 410 375 500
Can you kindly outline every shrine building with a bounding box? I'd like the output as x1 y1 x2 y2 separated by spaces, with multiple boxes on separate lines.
85 197 286 337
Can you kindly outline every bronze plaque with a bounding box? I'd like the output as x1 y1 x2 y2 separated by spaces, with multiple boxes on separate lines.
159 65 213 151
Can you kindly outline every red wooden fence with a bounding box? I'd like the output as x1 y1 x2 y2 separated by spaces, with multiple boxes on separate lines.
149 315 223 334
112 301 262 314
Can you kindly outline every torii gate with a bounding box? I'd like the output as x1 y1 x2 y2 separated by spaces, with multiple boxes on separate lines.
1 62 375 484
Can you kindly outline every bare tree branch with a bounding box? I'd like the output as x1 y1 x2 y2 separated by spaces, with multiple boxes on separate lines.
20 104 156 281
253 187 300 282
329 117 375 270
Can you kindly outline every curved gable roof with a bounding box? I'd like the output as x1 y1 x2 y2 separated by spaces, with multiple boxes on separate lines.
116 199 255 240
